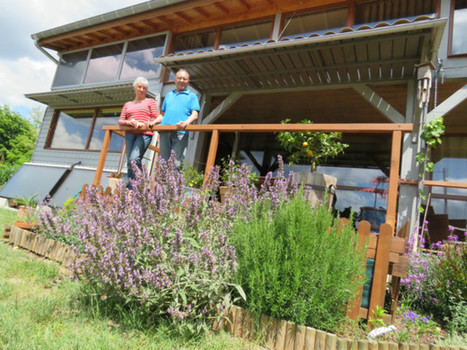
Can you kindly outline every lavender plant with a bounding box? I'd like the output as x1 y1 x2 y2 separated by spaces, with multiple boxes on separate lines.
39 157 241 336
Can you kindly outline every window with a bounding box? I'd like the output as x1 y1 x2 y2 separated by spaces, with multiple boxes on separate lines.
53 51 88 87
450 0 467 55
52 34 167 88
48 108 124 152
220 20 272 46
120 35 166 80
84 44 123 84
173 30 217 52
88 108 124 151
281 7 348 37
355 0 436 25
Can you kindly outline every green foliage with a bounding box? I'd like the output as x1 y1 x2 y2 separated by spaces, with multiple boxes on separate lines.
369 306 387 329
433 244 467 326
182 164 205 188
276 119 348 172
220 157 259 185
231 194 366 331
446 299 467 334
0 105 37 187
415 117 445 213
15 193 38 208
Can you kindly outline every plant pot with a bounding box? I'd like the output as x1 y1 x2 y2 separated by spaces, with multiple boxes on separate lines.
292 172 337 209
107 177 124 192
18 206 35 218
14 220 39 231
219 186 229 203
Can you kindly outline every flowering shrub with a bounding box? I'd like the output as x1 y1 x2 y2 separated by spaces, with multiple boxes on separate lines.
39 157 242 335
401 226 467 334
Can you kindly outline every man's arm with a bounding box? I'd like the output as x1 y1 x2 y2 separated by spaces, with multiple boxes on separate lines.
176 110 199 130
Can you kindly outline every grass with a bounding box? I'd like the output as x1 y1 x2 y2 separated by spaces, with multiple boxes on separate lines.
0 208 262 350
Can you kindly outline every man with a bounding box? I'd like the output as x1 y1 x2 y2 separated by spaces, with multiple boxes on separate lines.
150 69 200 166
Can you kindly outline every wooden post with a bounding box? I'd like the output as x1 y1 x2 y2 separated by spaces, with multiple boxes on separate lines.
367 223 392 324
93 129 112 186
347 220 371 320
386 130 402 232
204 129 219 182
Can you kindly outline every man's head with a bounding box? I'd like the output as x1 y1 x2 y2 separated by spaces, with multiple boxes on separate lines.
175 69 190 92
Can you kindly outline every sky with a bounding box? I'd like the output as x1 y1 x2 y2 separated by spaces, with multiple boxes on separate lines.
0 0 144 119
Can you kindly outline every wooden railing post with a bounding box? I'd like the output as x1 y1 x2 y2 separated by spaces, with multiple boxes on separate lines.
346 220 371 320
93 129 112 186
204 129 219 182
367 223 392 323
386 130 402 232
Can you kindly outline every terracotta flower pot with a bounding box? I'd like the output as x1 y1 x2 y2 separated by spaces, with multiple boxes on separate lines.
14 221 39 231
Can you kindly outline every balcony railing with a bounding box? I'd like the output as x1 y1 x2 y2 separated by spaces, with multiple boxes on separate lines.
94 123 413 231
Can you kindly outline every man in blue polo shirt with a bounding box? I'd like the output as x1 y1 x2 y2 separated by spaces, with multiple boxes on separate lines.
150 68 200 166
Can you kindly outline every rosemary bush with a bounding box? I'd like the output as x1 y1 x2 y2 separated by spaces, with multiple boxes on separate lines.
231 194 366 331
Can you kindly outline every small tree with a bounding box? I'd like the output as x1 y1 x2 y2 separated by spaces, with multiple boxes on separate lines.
276 119 348 172
0 105 37 187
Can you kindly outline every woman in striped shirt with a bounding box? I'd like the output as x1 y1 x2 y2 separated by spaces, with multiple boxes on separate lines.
118 77 159 187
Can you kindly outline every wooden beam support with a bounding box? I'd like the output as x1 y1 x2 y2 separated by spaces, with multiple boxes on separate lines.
426 84 467 121
353 84 405 123
202 92 244 124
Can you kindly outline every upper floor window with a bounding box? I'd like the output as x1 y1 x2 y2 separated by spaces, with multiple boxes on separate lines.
355 0 436 25
281 7 348 37
47 108 124 152
450 0 467 55
220 20 272 46
84 44 123 84
52 34 167 88
173 30 217 52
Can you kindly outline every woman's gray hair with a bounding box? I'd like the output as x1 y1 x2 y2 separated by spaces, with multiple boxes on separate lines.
133 76 149 87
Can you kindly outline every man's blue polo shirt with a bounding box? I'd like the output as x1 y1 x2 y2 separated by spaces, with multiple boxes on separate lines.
161 88 200 134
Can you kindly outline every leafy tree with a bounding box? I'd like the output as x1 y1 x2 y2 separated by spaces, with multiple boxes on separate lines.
0 105 37 187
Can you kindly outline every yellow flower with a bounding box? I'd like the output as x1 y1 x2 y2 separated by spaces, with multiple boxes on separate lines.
307 150 313 156
302 142 308 147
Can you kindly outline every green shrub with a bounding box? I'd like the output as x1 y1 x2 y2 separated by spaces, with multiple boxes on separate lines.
231 194 366 331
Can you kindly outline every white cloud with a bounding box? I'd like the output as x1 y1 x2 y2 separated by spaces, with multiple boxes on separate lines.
0 57 55 111
0 0 144 117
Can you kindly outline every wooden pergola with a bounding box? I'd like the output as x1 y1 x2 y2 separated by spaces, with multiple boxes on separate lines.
93 123 413 231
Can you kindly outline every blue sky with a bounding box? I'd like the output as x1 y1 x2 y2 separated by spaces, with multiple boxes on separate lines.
0 0 143 119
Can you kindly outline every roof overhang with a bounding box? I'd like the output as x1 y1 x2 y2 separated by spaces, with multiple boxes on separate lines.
25 82 155 109
155 17 447 94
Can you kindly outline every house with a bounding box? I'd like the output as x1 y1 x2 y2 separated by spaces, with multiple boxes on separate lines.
0 0 465 237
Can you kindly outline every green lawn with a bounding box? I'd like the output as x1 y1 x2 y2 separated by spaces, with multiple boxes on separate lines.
0 208 262 350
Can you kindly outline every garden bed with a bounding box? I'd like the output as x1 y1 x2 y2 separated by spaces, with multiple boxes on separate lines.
3 225 465 350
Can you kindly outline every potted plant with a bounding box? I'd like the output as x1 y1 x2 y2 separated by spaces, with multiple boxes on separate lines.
182 164 205 197
219 157 259 203
14 193 39 231
276 118 348 208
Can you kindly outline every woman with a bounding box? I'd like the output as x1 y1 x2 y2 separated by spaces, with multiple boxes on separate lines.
118 77 158 187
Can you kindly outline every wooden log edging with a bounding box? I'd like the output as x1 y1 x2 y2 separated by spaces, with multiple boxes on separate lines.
2 225 78 266
222 305 467 350
2 225 466 350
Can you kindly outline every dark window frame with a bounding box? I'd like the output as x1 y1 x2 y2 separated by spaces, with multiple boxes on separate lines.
448 0 467 57
45 107 124 153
